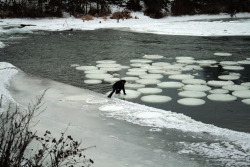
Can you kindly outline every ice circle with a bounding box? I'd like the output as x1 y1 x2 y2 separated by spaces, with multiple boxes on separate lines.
175 56 194 60
209 89 229 94
86 73 113 80
207 94 237 102
177 98 205 106
99 104 124 112
164 65 183 71
178 91 207 98
152 62 171 67
222 85 248 91
196 60 217 65
220 61 238 66
106 89 141 99
126 71 147 76
76 66 98 71
148 70 166 74
130 59 153 63
157 82 184 88
136 79 161 85
97 63 121 68
169 74 194 80
121 77 139 81
126 83 145 89
141 66 163 71
84 69 107 74
176 59 196 64
214 52 232 56
232 90 250 98
218 75 240 80
183 85 211 92
222 66 244 71
242 99 250 105
100 67 122 72
96 60 116 64
104 78 120 83
143 54 164 59
137 88 163 94
182 79 206 85
165 71 182 75
139 74 163 79
133 112 163 119
130 63 150 68
84 80 102 84
237 60 250 65
141 95 172 103
207 80 234 87
128 68 147 72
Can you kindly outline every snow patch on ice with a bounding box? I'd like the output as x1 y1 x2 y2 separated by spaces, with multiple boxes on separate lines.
0 41 5 48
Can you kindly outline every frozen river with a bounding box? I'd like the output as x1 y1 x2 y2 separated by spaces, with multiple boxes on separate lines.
1 30 250 133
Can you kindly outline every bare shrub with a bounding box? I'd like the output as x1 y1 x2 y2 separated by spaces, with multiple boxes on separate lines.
110 11 132 20
81 14 94 21
102 16 108 21
0 91 94 167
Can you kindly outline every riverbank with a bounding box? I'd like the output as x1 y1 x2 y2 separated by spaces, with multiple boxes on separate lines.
1 13 250 37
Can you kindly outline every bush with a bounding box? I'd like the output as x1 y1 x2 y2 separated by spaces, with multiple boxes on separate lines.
110 11 132 20
0 92 94 167
81 14 94 21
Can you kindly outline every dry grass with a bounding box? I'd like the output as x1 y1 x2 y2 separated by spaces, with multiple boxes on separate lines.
81 14 94 21
110 11 132 20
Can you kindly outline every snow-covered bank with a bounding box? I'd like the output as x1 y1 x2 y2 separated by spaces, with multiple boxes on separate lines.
0 62 18 106
1 13 250 36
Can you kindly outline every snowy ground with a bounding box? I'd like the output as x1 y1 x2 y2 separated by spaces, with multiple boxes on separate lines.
1 13 250 166
0 12 250 38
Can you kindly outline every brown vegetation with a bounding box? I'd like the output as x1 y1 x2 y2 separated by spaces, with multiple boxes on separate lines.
81 14 94 21
110 11 132 20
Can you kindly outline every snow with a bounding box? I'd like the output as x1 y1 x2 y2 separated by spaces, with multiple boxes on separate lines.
1 13 249 37
0 62 18 106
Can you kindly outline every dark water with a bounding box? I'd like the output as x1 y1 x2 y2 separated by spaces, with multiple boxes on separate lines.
1 30 250 133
